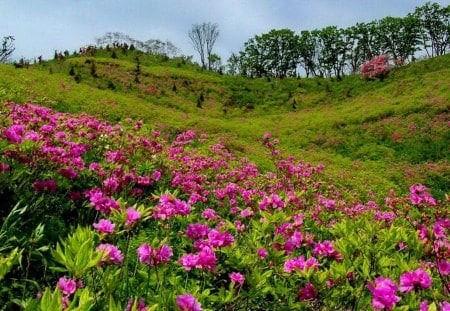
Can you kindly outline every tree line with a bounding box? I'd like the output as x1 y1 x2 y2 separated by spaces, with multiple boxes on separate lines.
225 2 449 78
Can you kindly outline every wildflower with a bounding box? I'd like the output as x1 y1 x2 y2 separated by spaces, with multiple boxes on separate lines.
367 277 401 310
93 219 115 234
397 242 407 250
207 229 234 248
201 208 218 220
0 163 10 171
156 244 173 264
96 244 123 264
196 246 216 271
57 276 77 295
3 124 25 143
176 294 202 311
313 240 342 261
284 256 319 273
179 253 198 271
230 272 245 285
153 170 161 181
437 260 450 275
298 283 318 301
125 207 141 226
239 208 254 218
399 269 432 293
186 223 210 240
33 179 58 193
420 301 428 311
441 302 450 311
137 243 172 266
257 248 268 260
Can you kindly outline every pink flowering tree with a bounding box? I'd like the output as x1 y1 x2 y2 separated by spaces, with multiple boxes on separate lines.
361 54 390 80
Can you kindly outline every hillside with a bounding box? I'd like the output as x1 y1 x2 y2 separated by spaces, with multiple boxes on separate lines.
0 49 449 310
0 50 449 197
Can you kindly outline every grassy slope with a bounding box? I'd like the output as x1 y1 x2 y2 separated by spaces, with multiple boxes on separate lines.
1 50 448 198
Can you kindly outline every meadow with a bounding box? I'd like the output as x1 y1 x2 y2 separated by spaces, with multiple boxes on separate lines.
0 49 448 310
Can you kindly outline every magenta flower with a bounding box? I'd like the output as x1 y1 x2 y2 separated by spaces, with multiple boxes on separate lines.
420 301 428 311
399 269 432 293
186 223 210 240
57 276 77 296
441 302 450 311
176 294 202 311
0 163 10 171
201 208 218 220
156 244 173 264
298 283 318 301
93 219 115 234
437 260 450 275
179 253 199 271
96 244 123 265
257 248 268 259
230 272 245 285
207 229 234 248
367 277 401 310
137 243 152 264
153 170 161 181
125 207 141 226
284 256 319 273
136 243 172 266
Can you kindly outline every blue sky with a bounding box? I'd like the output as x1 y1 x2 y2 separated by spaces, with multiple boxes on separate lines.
1 0 449 62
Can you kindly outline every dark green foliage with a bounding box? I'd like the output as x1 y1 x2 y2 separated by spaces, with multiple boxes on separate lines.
90 61 97 78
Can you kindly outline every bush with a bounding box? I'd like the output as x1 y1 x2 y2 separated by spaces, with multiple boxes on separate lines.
361 54 390 80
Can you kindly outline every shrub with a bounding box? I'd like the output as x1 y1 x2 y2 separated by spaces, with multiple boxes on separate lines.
361 54 390 80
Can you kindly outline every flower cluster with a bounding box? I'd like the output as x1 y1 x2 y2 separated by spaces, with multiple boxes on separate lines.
136 243 173 267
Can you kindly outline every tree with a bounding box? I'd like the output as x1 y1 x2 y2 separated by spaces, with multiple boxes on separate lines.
377 16 421 65
413 2 450 57
188 22 219 70
1 36 15 62
298 30 319 77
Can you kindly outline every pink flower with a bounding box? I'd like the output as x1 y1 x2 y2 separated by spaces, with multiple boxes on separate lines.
137 243 152 264
0 163 10 171
367 277 401 310
441 302 450 311
93 219 115 234
125 207 141 226
420 301 428 311
284 256 319 273
137 243 172 266
156 244 173 264
176 294 202 311
257 248 268 259
207 229 234 248
201 208 218 220
399 269 432 292
57 276 77 296
298 283 318 301
230 272 245 285
179 253 198 271
153 170 161 181
96 244 123 265
186 223 210 240
437 260 450 275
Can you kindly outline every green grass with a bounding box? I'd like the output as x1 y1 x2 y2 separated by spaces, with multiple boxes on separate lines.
1 49 449 198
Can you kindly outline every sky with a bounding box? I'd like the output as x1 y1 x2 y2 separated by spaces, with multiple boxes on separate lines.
1 0 449 63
